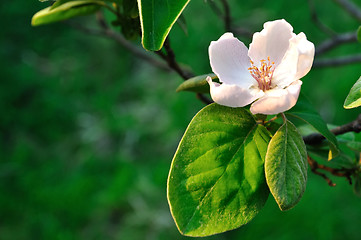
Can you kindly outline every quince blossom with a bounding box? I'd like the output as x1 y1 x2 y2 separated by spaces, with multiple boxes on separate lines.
207 19 315 115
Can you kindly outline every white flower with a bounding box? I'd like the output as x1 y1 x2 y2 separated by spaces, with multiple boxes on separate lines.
207 19 315 115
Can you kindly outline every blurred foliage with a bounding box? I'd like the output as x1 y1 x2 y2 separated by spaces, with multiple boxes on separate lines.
1 0 361 239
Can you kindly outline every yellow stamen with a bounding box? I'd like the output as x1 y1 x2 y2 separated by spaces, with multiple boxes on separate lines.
248 57 275 91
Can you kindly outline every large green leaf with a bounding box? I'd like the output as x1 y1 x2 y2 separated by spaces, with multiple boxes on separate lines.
168 104 271 237
344 76 361 109
265 120 307 211
286 94 339 159
32 1 102 26
137 0 191 51
176 74 217 93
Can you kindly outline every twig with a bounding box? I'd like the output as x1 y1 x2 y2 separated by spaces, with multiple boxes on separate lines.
333 0 361 22
307 156 354 186
281 113 287 122
232 27 253 39
313 54 361 68
207 0 223 21
308 0 336 36
315 32 357 56
303 114 361 145
69 14 212 105
67 21 169 71
156 38 213 104
220 0 231 32
196 93 213 104
157 38 193 80
265 115 279 124
207 0 232 32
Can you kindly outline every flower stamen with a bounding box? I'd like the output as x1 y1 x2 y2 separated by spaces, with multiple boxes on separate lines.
248 57 275 91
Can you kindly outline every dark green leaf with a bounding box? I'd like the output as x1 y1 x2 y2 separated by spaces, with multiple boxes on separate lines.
286 94 339 159
32 1 101 26
137 0 191 51
168 104 271 236
344 76 361 109
265 120 308 211
176 74 217 93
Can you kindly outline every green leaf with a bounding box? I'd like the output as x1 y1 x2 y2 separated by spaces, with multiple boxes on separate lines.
137 0 191 51
176 74 217 93
286 94 339 159
357 26 361 43
344 76 361 109
347 141 361 152
265 120 308 211
168 104 271 237
32 1 102 26
50 0 121 8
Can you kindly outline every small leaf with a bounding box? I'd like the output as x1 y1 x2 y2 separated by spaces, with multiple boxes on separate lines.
265 120 308 211
137 0 191 51
357 26 361 43
176 74 218 93
286 94 339 159
168 104 271 237
344 76 361 109
32 1 101 26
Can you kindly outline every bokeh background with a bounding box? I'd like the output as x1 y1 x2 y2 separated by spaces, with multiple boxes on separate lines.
1 0 361 239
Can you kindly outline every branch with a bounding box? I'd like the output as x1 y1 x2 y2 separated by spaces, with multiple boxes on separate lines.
71 14 212 105
333 0 361 22
303 114 361 145
207 0 223 19
156 38 213 105
220 0 231 32
156 38 193 80
307 156 354 186
67 22 170 71
313 54 361 68
315 32 357 56
308 0 336 36
196 93 213 104
232 27 253 39
207 0 232 32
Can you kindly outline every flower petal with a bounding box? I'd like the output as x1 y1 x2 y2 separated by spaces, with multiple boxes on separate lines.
294 33 315 79
209 33 256 88
248 19 293 67
272 32 315 88
207 77 264 108
250 80 302 115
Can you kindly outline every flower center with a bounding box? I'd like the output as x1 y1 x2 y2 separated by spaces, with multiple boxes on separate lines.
248 57 275 91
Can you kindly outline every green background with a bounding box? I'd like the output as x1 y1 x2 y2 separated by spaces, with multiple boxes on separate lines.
1 0 360 239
